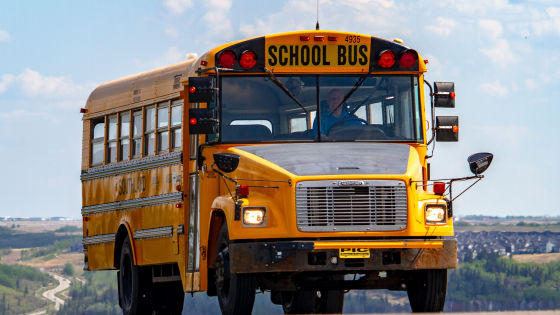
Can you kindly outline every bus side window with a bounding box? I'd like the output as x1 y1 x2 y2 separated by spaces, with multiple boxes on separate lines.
132 110 142 158
91 118 105 166
157 102 169 153
145 106 155 156
170 100 182 150
107 115 117 163
120 112 130 161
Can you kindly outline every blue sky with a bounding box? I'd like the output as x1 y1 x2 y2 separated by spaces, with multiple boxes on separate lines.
0 0 559 218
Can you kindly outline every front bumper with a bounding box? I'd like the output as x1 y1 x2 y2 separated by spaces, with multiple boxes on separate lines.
229 238 457 273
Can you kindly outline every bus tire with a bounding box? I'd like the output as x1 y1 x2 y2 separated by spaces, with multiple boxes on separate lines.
153 280 184 315
118 235 153 315
281 289 344 314
215 223 256 315
406 269 447 312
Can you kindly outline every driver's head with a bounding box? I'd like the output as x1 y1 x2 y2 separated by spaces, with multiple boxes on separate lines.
327 89 344 115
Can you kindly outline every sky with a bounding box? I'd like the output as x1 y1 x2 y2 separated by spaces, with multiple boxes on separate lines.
0 0 559 219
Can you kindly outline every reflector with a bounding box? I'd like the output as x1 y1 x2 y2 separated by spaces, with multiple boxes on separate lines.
239 50 257 69
218 50 236 68
378 50 396 68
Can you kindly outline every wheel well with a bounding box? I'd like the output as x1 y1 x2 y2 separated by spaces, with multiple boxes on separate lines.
207 210 225 269
114 224 131 269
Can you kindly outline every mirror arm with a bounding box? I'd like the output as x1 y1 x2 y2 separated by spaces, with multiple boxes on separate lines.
424 81 436 159
450 175 484 202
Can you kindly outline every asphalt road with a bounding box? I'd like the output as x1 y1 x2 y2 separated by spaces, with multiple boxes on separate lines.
42 272 71 311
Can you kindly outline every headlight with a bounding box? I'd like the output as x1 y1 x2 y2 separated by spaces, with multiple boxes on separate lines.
425 204 447 225
242 207 266 226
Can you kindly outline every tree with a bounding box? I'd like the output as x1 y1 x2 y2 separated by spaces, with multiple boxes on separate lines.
63 263 75 276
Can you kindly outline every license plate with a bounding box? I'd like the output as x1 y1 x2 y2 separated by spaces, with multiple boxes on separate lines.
339 248 370 259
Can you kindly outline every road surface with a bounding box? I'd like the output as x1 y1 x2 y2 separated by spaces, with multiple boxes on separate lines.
42 272 71 311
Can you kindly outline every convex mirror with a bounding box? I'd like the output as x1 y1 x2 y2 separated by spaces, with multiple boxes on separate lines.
467 152 493 175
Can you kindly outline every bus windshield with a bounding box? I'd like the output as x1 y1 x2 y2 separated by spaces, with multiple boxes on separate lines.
220 75 423 143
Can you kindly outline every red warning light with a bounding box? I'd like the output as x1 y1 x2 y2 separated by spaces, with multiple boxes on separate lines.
189 86 196 94
189 118 197 125
218 50 236 68
378 50 396 68
433 182 446 195
239 50 257 69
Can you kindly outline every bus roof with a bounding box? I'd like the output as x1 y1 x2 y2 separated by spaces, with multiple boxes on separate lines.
83 59 198 118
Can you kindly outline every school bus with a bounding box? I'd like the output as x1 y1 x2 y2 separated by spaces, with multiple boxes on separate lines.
81 30 493 315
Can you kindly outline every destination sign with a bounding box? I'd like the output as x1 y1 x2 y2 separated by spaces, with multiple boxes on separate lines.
265 34 371 72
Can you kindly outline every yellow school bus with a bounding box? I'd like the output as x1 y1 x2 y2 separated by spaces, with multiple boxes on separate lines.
81 30 492 315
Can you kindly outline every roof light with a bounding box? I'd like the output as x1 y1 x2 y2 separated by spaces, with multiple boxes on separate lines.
239 50 257 69
200 60 208 66
328 36 338 41
399 50 418 68
218 50 236 68
433 182 446 195
378 50 396 68
300 35 310 41
314 36 325 42
80 108 87 114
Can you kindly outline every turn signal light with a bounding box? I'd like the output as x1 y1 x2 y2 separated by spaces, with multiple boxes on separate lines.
378 50 396 68
452 125 459 133
218 50 236 68
433 182 446 195
399 50 418 68
450 92 456 99
239 50 257 69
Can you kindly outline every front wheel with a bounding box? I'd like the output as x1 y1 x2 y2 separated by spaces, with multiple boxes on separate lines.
406 269 447 312
215 223 256 315
118 236 153 315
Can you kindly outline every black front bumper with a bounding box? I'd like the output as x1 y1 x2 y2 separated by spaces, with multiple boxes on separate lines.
229 239 457 274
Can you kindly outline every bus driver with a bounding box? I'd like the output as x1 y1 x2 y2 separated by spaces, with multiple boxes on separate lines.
312 89 362 137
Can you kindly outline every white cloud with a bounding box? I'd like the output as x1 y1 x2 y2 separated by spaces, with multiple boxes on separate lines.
17 69 93 98
474 124 531 152
164 0 192 14
0 74 15 93
478 19 503 39
480 81 508 97
480 39 518 67
0 29 11 42
152 47 185 67
425 17 456 37
531 6 560 37
202 0 233 40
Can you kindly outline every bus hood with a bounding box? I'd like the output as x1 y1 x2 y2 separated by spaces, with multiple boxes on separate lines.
234 143 412 176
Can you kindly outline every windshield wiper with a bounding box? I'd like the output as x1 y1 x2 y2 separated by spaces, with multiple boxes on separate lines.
329 73 370 116
264 67 309 115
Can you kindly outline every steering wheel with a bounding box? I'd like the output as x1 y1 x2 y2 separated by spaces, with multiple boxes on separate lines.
328 117 368 130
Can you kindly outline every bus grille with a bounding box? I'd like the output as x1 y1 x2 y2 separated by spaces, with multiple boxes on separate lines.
295 180 407 232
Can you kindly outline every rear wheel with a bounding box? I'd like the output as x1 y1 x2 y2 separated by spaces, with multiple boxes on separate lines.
215 223 256 315
406 269 447 312
118 236 153 315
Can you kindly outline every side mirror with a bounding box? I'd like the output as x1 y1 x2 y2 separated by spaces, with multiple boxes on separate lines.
436 116 459 142
188 77 215 103
434 82 455 108
213 153 240 173
189 108 217 134
468 152 493 175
